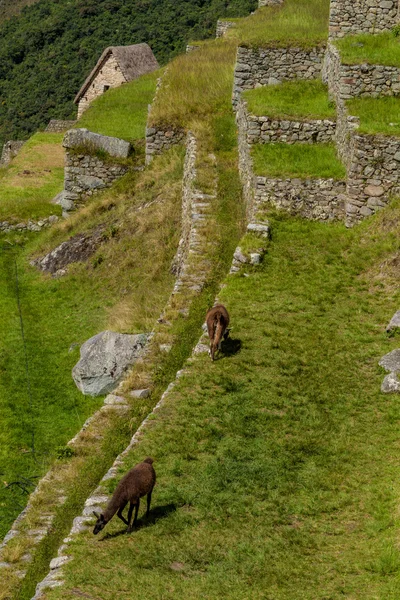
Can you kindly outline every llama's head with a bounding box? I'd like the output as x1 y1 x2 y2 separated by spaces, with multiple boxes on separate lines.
93 511 106 535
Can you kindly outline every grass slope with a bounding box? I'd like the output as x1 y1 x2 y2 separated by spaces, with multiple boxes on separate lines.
46 202 400 600
252 143 346 179
230 0 330 49
336 31 400 67
347 96 400 136
244 80 335 120
77 71 159 142
0 146 184 543
0 133 64 221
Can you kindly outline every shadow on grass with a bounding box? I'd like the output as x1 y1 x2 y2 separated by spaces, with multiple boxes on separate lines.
219 336 242 359
100 503 177 540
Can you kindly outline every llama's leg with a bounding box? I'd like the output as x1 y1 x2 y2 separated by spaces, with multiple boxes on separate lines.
133 498 140 526
126 502 134 528
146 491 152 517
117 501 128 525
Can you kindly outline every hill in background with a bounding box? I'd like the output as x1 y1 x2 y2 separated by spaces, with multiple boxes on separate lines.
0 0 37 21
0 0 257 148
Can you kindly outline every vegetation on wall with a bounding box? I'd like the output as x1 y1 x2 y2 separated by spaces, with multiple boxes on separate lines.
0 0 257 147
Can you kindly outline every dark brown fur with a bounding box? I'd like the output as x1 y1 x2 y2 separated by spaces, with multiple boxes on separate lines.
93 457 156 534
206 304 230 361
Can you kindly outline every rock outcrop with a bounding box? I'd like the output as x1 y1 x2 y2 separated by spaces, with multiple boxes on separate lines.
72 331 148 397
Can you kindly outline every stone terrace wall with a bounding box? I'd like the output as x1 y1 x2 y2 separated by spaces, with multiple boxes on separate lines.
0 140 25 166
259 0 283 6
61 153 128 212
60 129 131 212
241 100 336 144
236 98 256 219
216 20 235 38
233 46 326 103
329 0 400 38
145 126 185 164
345 133 400 225
324 43 400 102
255 177 347 221
45 120 77 133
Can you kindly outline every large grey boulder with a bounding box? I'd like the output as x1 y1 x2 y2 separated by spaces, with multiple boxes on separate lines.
63 129 131 159
72 331 148 397
386 310 400 333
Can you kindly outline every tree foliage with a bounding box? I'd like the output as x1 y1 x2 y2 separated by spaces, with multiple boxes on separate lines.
0 0 256 146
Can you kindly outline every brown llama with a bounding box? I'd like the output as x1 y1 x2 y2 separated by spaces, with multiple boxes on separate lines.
206 303 230 361
93 457 156 534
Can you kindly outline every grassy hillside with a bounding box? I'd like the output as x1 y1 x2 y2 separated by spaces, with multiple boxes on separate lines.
0 132 64 221
0 72 184 543
0 0 257 147
46 203 400 600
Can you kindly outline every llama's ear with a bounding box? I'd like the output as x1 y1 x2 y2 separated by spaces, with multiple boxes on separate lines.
93 511 101 519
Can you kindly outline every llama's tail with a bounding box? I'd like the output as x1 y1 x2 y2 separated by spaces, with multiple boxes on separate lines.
144 457 154 465
214 314 225 347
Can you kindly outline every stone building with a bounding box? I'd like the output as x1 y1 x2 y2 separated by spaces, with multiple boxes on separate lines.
74 43 159 118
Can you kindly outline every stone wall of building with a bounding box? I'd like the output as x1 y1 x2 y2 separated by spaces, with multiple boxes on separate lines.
77 54 127 118
0 140 25 166
233 45 326 103
255 177 347 221
145 126 185 164
216 20 235 38
329 0 400 38
45 120 77 133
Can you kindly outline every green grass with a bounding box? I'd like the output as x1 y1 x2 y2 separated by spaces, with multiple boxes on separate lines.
0 133 64 221
45 201 400 600
336 31 400 67
77 71 160 143
149 39 237 130
347 96 400 136
244 80 335 120
252 143 346 179
230 0 330 49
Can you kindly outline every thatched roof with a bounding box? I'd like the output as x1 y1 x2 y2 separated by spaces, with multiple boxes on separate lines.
74 43 159 104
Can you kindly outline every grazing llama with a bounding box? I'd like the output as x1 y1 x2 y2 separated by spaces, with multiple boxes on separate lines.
93 457 156 534
206 304 230 361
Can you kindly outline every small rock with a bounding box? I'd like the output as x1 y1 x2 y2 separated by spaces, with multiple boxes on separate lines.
103 394 128 405
129 389 151 399
49 556 70 570
386 310 400 333
233 247 248 264
170 562 185 572
250 253 262 265
364 185 385 197
159 344 172 353
194 342 209 355
381 372 400 394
